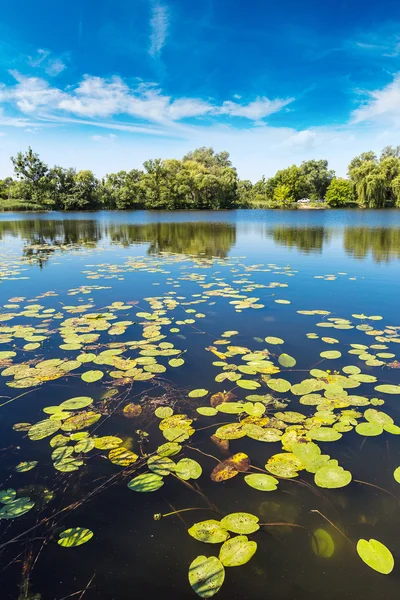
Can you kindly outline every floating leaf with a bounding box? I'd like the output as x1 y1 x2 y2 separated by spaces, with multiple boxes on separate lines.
60 397 93 410
81 370 103 383
128 473 164 492
108 447 138 466
58 527 93 547
210 453 250 482
220 512 259 534
94 436 123 450
188 389 209 398
0 489 16 504
355 422 383 436
308 427 342 442
188 520 229 544
374 384 400 394
314 465 352 489
197 407 218 416
236 379 261 390
188 555 225 598
244 473 278 491
0 497 34 519
219 535 257 567
15 461 38 472
266 378 291 393
356 539 394 574
265 337 284 345
175 458 202 480
320 351 341 359
29 419 61 441
147 455 175 476
278 353 296 368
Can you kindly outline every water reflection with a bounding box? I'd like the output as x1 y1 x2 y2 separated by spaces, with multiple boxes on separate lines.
0 215 399 263
270 226 329 253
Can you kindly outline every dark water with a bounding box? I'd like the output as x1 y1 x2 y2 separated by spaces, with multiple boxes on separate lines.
0 209 399 600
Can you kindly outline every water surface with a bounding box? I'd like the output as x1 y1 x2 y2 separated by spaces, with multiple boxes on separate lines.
0 210 399 600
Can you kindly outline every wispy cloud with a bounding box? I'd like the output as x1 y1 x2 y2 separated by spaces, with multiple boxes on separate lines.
27 49 68 76
149 3 169 57
91 133 117 141
0 71 293 130
351 74 400 125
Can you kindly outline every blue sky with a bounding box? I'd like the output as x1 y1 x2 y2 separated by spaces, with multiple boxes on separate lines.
1 0 400 180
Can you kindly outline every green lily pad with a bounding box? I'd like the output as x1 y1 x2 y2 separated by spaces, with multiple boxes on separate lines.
60 396 93 410
196 407 218 416
219 535 257 567
127 473 164 492
278 353 296 368
155 406 174 418
0 488 16 504
308 427 342 442
188 389 209 398
188 555 225 598
374 384 400 395
15 461 38 472
220 512 260 534
81 370 103 383
355 422 383 436
188 520 229 544
58 527 93 547
175 458 202 480
236 379 261 390
356 539 394 574
266 378 291 393
314 465 352 489
244 473 279 491
29 419 61 441
265 337 284 345
0 497 35 519
320 351 341 359
147 455 176 476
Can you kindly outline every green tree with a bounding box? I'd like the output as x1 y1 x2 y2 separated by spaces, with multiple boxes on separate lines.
299 159 335 200
325 178 354 207
63 170 100 210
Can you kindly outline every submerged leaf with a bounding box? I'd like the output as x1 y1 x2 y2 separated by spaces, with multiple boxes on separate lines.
312 528 335 558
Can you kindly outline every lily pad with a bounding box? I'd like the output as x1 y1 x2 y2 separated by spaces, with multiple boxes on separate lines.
219 535 257 567
175 458 202 480
278 353 296 368
188 520 229 544
356 539 394 575
188 389 209 398
128 473 164 492
314 465 352 489
58 527 93 547
220 512 260 534
244 473 278 491
0 497 35 519
188 555 225 598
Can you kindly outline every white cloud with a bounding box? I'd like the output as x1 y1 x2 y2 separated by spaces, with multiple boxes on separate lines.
28 49 67 76
149 3 169 57
0 72 291 128
91 133 117 141
351 74 400 125
280 129 317 149
219 97 293 120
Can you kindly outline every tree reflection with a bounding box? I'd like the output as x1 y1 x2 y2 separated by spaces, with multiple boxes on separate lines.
344 227 400 262
271 227 329 253
0 219 236 260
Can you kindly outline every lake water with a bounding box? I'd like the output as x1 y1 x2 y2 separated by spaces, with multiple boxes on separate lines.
0 209 399 600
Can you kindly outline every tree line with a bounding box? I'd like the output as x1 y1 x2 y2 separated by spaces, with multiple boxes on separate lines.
1 145 400 210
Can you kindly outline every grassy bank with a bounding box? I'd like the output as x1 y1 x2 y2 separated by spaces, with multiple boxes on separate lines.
0 200 49 212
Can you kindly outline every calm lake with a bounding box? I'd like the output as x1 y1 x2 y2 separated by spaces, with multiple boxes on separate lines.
0 209 399 600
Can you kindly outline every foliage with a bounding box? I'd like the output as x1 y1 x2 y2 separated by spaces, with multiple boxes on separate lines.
325 178 355 207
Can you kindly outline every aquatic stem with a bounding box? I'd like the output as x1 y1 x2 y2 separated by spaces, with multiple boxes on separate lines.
353 479 399 503
157 507 218 519
310 509 352 545
187 445 220 462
